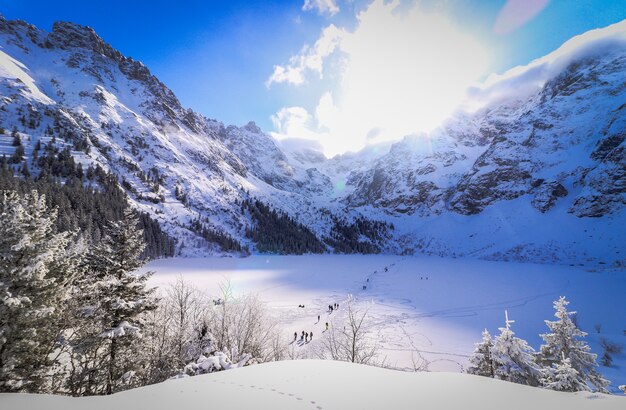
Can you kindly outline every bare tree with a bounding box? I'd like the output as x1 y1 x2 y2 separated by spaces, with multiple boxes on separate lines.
165 276 209 366
207 281 282 363
316 295 380 365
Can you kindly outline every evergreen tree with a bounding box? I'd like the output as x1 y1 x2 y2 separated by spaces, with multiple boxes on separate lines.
542 355 590 392
87 208 157 394
242 198 324 254
11 127 20 146
21 161 30 178
10 145 25 164
538 296 610 393
466 329 495 377
491 311 542 386
0 190 77 392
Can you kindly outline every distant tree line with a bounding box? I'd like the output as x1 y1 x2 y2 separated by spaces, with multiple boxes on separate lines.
325 215 392 254
0 148 175 259
242 198 326 254
187 216 247 254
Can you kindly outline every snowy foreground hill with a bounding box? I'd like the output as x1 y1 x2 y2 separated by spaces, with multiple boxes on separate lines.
0 16 625 264
2 360 624 410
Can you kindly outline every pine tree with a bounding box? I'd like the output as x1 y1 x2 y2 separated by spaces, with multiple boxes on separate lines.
11 127 20 146
542 355 590 392
491 311 542 386
21 161 30 178
538 296 610 393
0 190 77 392
87 208 157 394
467 329 495 377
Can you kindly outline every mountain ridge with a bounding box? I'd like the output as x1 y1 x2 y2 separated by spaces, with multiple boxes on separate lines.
0 15 624 266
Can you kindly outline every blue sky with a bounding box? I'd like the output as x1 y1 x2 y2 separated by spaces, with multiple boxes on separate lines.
2 0 626 155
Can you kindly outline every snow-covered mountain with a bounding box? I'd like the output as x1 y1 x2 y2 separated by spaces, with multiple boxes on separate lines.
345 22 626 264
0 16 625 265
0 17 348 255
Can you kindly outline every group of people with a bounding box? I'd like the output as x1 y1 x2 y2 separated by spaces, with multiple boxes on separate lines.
293 301 340 345
294 330 313 343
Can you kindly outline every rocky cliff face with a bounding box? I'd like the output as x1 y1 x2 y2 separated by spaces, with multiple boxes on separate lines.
0 15 624 265
347 51 626 221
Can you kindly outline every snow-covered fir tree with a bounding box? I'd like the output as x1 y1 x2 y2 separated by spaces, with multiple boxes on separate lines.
491 311 542 386
82 208 157 395
542 355 590 392
466 329 495 377
538 296 610 393
0 190 78 392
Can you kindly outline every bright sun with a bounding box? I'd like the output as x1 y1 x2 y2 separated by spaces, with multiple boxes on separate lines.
271 0 491 157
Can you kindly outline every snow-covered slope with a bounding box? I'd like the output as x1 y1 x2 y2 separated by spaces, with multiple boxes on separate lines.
0 15 625 264
1 360 624 410
0 17 346 254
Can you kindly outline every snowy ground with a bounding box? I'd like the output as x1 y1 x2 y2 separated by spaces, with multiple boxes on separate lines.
143 255 626 393
2 360 624 410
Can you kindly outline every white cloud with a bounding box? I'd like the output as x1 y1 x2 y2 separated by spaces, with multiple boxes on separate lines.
468 18 626 111
314 91 337 130
266 24 345 87
271 106 312 136
302 0 340 17
268 0 490 157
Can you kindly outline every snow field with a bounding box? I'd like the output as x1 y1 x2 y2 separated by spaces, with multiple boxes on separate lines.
144 255 626 392
2 360 624 410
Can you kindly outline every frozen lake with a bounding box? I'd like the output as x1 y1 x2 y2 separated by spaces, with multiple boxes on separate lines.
141 255 626 392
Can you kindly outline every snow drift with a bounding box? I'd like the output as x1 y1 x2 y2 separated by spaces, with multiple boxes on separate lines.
1 360 624 410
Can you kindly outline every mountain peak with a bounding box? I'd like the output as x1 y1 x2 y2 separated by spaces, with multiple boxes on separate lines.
243 121 262 134
45 21 123 61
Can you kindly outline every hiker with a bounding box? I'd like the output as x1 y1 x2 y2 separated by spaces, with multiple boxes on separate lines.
310 331 313 340
336 303 339 309
294 332 297 341
305 332 309 342
325 322 329 331
317 315 320 322
363 285 366 290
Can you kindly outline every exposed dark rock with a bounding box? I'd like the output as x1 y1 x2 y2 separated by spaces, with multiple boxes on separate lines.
449 167 532 215
45 21 123 61
531 181 568 212
591 133 626 161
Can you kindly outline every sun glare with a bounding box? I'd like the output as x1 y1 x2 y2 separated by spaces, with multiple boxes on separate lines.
328 1 489 155
271 0 491 157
